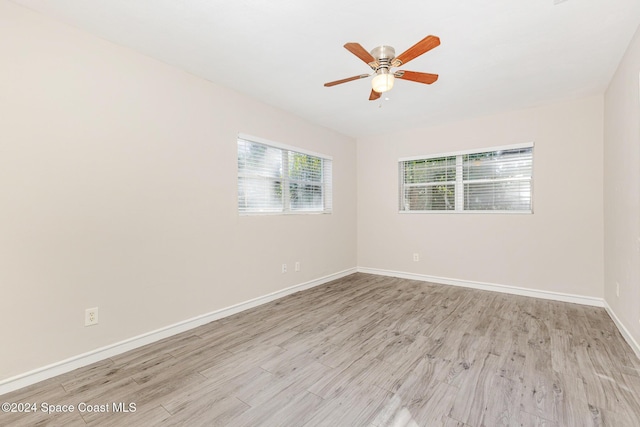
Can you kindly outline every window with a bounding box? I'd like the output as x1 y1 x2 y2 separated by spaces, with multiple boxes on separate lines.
237 135 332 214
399 143 533 213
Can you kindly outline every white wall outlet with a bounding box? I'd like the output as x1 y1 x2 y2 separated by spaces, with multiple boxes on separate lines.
85 307 99 326
281 263 287 273
413 253 420 262
616 282 620 297
295 261 300 272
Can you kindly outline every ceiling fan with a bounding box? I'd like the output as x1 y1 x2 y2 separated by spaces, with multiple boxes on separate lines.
324 35 440 100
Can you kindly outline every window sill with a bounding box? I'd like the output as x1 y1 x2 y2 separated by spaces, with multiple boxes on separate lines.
239 211 332 216
398 210 533 215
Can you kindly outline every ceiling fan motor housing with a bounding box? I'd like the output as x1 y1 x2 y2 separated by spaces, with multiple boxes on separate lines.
370 45 395 61
370 45 395 78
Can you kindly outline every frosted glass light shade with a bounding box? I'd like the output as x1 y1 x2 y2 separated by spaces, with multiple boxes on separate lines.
371 72 394 93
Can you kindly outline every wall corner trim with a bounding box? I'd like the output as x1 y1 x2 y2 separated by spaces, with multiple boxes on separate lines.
0 267 357 396
603 302 640 360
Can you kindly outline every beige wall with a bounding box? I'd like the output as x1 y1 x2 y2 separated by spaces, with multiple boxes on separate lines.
604 24 640 346
357 96 604 298
0 1 357 381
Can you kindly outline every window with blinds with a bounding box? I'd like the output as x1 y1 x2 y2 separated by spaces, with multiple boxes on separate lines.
399 156 457 211
399 143 533 213
237 136 332 214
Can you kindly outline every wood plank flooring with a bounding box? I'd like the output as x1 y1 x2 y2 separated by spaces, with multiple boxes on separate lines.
2 273 640 426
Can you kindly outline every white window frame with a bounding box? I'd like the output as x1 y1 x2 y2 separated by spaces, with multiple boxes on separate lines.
237 134 333 215
399 142 534 214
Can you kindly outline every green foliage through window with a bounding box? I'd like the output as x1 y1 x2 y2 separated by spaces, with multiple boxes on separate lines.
399 145 533 212
238 138 332 214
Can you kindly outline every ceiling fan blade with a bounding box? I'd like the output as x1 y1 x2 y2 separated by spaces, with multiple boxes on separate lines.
324 74 369 87
393 35 440 66
369 89 381 101
344 43 377 67
395 70 439 84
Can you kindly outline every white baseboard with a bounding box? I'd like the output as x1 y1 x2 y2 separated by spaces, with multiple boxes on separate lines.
604 302 640 360
0 268 357 396
357 267 605 307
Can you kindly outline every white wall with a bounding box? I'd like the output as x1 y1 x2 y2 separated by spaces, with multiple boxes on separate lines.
358 96 604 298
0 1 357 382
604 24 640 348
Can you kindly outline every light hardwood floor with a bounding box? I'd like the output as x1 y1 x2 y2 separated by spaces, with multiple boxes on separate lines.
2 273 640 426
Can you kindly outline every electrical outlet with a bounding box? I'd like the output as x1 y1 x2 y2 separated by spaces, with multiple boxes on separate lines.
85 307 99 326
295 261 300 272
282 263 287 273
616 282 620 297
413 253 419 262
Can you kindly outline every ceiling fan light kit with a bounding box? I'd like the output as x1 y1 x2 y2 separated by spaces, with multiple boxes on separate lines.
370 45 395 93
324 35 440 100
372 70 394 93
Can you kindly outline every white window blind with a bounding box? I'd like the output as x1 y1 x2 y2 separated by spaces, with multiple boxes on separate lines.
237 136 332 214
399 156 457 211
399 143 533 213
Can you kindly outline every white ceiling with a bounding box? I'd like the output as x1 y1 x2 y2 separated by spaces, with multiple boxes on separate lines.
9 0 640 138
